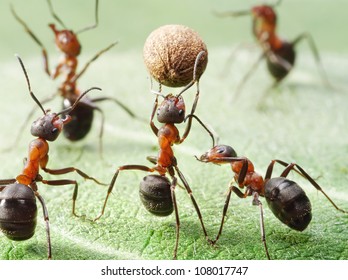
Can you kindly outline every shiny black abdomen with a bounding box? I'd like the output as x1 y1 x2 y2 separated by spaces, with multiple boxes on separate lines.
0 183 37 241
139 175 173 217
267 41 296 81
264 177 312 231
62 98 94 141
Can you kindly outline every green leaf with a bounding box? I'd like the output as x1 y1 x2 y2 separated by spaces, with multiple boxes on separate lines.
0 0 348 260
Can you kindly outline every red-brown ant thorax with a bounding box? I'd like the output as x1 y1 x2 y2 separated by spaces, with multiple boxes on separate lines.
157 94 185 124
49 24 81 56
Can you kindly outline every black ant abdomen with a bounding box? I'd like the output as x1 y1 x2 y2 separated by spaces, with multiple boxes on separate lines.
0 183 38 241
139 175 173 217
266 41 296 81
62 98 94 141
265 177 312 231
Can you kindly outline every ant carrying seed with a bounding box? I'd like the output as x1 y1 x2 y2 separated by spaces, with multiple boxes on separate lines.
214 0 331 100
196 144 347 259
92 51 214 259
10 0 139 156
0 56 106 259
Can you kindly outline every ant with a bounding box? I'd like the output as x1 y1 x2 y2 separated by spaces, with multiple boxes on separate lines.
196 144 347 259
0 56 106 259
92 51 213 259
214 0 331 100
10 0 138 156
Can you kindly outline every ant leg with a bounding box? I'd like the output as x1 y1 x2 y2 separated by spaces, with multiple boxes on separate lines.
40 178 85 217
150 96 159 136
173 165 209 241
292 32 331 88
213 183 249 244
233 52 264 102
265 159 304 180
179 81 200 143
279 162 348 214
169 176 180 259
94 165 155 221
75 0 99 34
146 156 158 165
91 97 138 119
219 42 256 79
0 179 16 185
11 5 50 76
42 166 106 185
34 192 52 259
72 41 118 82
252 192 271 260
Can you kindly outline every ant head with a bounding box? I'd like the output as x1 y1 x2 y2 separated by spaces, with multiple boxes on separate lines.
252 5 277 25
31 112 70 142
16 55 101 142
157 94 186 124
197 145 237 164
49 24 81 57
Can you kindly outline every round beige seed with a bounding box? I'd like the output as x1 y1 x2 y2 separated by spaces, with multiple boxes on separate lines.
143 24 208 87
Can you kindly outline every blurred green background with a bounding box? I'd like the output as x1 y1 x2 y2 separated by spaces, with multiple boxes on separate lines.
0 0 347 260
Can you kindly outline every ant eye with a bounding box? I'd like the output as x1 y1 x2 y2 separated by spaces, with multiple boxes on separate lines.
218 148 225 154
51 128 58 135
179 110 184 115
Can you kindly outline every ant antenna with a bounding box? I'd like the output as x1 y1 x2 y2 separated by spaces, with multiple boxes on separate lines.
76 0 99 34
177 50 206 97
57 87 102 116
149 77 165 98
16 55 46 115
47 0 67 29
185 114 218 147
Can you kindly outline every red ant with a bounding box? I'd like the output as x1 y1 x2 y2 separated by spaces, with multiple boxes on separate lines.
10 0 137 156
196 144 347 259
92 51 213 259
215 0 331 100
0 56 106 259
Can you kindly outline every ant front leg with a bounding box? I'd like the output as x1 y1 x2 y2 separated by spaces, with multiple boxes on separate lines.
292 32 331 88
179 81 200 144
94 165 155 221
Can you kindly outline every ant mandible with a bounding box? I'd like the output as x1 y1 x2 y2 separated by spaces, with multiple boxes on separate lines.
196 144 347 259
0 56 106 259
92 51 213 259
11 0 138 156
215 0 330 99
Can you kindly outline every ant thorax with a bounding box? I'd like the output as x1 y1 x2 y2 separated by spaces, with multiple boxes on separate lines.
157 94 185 124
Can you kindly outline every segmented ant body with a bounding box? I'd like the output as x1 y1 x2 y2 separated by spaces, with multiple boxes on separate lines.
11 0 137 155
215 0 330 98
197 144 347 259
0 56 105 259
93 51 213 259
